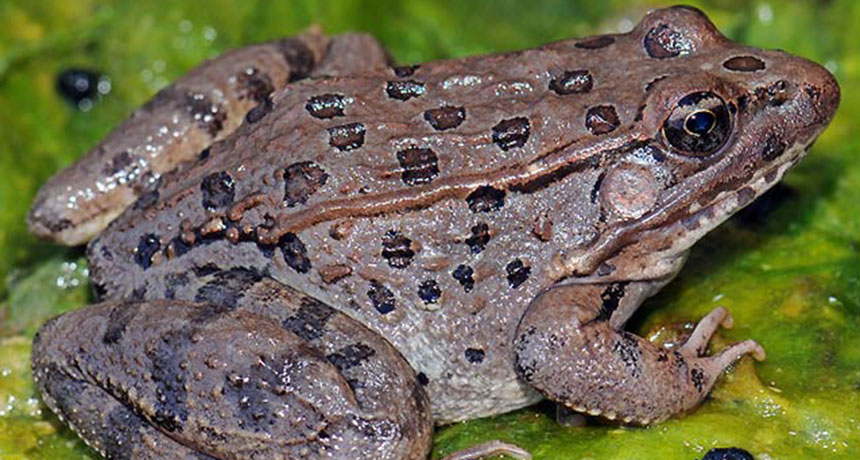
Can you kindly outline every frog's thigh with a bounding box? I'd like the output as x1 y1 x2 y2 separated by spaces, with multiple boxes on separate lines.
32 297 431 460
514 282 764 425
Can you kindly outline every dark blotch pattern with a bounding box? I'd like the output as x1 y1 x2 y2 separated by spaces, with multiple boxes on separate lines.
417 279 441 304
397 147 439 185
277 37 315 82
186 93 226 137
424 105 466 131
644 24 692 59
575 36 615 49
761 132 788 161
392 65 418 77
368 281 396 314
596 282 627 321
416 372 429 386
245 98 272 124
381 230 415 269
278 232 311 273
452 264 474 293
102 303 142 345
305 94 346 119
194 267 263 308
465 223 490 254
691 367 706 392
283 161 329 207
326 343 375 371
237 68 274 103
466 186 506 213
585 105 620 135
549 70 594 95
282 297 335 341
492 117 530 150
147 329 191 432
134 233 161 269
464 348 485 364
200 171 235 210
386 80 426 100
505 259 531 288
613 332 641 377
723 56 766 72
327 122 366 151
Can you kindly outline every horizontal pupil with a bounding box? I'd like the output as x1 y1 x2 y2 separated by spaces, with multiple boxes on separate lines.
685 111 715 136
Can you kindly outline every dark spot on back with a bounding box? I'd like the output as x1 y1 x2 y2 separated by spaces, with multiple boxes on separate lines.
585 105 620 135
186 92 226 137
505 259 531 288
283 161 329 206
417 279 441 304
465 223 490 254
424 105 465 131
135 233 161 269
147 328 191 432
102 303 142 344
368 281 396 314
386 80 425 100
327 122 366 151
397 147 439 185
277 38 315 82
244 98 272 124
466 186 505 213
549 70 593 95
452 264 474 293
194 267 263 309
282 297 336 341
644 24 692 59
464 348 485 364
723 56 766 72
492 117 530 150
305 94 346 119
103 151 135 176
200 171 235 210
392 65 419 77
278 233 311 273
575 35 615 49
381 230 415 269
416 372 429 385
237 68 274 103
193 263 221 277
164 272 190 300
326 343 375 371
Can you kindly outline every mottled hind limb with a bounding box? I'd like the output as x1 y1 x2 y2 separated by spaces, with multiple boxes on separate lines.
514 282 764 424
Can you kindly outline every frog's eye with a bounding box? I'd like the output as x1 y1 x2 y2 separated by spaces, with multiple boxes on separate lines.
662 91 732 155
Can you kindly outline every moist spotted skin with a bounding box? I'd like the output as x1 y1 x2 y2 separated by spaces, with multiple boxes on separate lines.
30 6 839 460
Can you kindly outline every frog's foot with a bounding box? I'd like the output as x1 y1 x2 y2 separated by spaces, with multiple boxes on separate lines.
515 283 766 425
32 284 432 460
440 440 532 460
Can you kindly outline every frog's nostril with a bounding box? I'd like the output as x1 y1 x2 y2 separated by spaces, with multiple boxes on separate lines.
802 62 841 124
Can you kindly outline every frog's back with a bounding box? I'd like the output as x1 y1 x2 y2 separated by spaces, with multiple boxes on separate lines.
87 6 830 422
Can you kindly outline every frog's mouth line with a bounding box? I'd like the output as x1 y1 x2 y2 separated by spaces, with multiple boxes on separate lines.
557 136 811 283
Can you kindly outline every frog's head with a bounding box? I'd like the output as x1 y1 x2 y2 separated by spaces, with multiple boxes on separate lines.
563 6 839 280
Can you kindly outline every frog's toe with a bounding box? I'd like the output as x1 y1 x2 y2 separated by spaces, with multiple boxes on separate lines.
679 306 735 357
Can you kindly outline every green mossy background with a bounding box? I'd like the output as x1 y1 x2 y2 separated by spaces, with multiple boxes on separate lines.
1 0 858 458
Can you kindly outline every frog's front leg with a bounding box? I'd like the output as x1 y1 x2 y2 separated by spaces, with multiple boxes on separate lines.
514 281 765 424
32 279 431 460
28 30 391 246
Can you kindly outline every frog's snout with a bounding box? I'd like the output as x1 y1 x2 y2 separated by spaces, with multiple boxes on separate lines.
795 58 840 131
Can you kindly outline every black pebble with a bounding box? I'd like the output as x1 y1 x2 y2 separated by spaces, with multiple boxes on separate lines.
56 68 107 107
701 447 755 460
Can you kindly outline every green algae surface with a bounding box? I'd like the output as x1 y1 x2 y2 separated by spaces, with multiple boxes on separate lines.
1 1 858 459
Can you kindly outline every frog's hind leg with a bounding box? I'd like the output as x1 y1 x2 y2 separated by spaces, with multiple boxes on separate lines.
27 29 391 246
514 282 765 425
32 278 432 460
